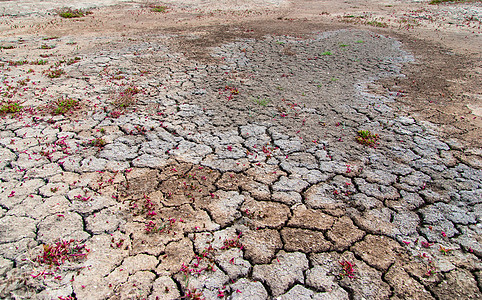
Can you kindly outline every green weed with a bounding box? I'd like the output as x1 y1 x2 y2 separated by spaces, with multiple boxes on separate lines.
0 102 23 114
52 98 79 115
57 7 92 18
30 59 48 65
253 96 270 106
90 138 107 148
356 130 379 147
39 44 55 49
366 20 388 28
150 5 168 13
8 60 28 66
44 69 65 78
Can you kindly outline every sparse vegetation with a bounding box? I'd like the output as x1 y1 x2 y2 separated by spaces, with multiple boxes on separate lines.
39 44 55 49
44 68 65 78
150 5 168 13
66 57 81 65
37 239 90 266
356 130 379 147
51 98 79 115
366 20 388 28
30 59 48 65
8 60 28 66
57 7 92 18
89 137 107 148
0 102 23 114
112 86 140 108
253 96 270 106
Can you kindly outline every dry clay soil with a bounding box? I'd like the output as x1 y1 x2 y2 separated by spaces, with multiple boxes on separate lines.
0 0 482 299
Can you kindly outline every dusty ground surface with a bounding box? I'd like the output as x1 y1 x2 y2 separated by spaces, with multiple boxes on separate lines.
0 0 481 299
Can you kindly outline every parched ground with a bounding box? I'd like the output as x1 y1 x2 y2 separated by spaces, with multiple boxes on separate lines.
0 0 481 299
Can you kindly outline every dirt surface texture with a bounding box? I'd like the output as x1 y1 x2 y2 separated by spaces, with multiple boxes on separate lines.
0 0 481 299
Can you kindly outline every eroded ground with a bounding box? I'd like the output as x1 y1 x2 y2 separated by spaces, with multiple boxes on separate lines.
0 1 481 299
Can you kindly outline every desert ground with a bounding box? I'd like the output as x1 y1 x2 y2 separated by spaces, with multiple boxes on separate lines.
0 0 481 299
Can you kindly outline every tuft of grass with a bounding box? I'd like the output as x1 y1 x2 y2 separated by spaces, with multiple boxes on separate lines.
356 130 379 147
8 60 28 66
44 68 65 78
57 7 92 18
150 5 168 13
39 44 55 49
321 51 332 56
0 102 23 114
52 98 79 115
37 239 89 266
253 96 270 106
66 57 81 65
366 20 388 28
0 45 15 50
30 59 48 65
89 137 106 148
112 86 140 109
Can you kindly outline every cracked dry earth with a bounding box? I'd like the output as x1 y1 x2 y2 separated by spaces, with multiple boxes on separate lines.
1 1 482 300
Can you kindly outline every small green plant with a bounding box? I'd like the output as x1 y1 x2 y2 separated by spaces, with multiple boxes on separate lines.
356 40 365 43
0 45 15 49
8 60 28 66
37 239 90 266
0 102 23 114
66 57 81 65
42 36 59 40
90 138 106 148
17 78 30 86
253 96 270 106
439 245 453 255
57 7 92 18
330 77 338 82
150 5 168 13
39 44 55 49
52 98 79 115
366 20 388 28
30 59 48 65
44 68 65 78
339 260 356 279
339 44 348 48
321 51 332 56
356 130 379 147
